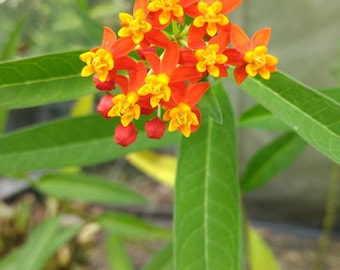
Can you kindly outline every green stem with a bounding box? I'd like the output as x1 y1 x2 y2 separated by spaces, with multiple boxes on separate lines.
313 164 340 270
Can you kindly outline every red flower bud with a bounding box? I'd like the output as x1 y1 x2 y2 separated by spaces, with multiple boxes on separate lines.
114 123 137 147
93 74 115 91
97 94 114 118
145 117 166 139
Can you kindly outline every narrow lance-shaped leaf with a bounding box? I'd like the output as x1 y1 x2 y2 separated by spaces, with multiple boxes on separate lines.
238 71 340 164
106 235 133 270
0 216 80 270
174 79 241 270
0 114 180 173
142 242 173 270
96 211 171 240
0 51 95 110
34 172 146 205
241 132 307 192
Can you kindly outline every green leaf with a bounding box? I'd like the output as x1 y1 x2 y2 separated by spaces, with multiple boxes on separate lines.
241 132 307 192
198 79 223 124
34 172 146 205
247 225 280 270
142 242 173 270
0 17 26 61
0 114 180 173
0 51 95 110
238 71 340 164
106 235 133 270
0 217 80 270
96 212 171 239
174 80 241 270
238 104 289 130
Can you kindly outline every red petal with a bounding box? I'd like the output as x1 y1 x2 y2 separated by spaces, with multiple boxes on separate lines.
188 25 207 50
162 42 180 74
179 47 197 65
111 37 135 58
230 23 251 53
114 74 129 93
221 0 242 13
224 48 245 66
144 52 161 74
129 62 148 91
134 0 148 13
187 82 210 106
93 74 115 91
252 27 271 47
171 65 203 83
114 56 136 71
234 65 248 84
145 29 171 48
101 27 117 51
209 32 230 52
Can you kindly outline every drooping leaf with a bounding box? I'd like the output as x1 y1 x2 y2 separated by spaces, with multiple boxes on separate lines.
96 212 171 239
247 225 280 270
125 151 176 188
238 104 289 130
174 79 241 270
0 217 80 270
106 235 133 270
0 51 95 110
34 172 146 205
0 114 180 173
142 242 173 270
241 132 307 192
238 71 340 164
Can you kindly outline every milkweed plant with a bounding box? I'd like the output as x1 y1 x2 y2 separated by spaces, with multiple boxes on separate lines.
0 0 339 269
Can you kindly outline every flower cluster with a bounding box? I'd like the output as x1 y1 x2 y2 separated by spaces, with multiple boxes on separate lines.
80 0 278 146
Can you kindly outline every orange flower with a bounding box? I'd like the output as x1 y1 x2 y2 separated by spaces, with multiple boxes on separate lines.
80 27 136 82
163 81 210 137
226 24 278 84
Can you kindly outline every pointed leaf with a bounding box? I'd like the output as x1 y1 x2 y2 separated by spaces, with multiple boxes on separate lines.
34 172 146 205
0 51 95 110
241 132 307 192
238 104 289 130
0 217 80 270
174 80 241 270
238 71 340 164
106 235 133 270
142 242 173 270
96 212 171 239
247 225 280 270
0 114 180 173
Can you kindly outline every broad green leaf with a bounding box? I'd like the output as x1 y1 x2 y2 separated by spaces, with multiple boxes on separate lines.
238 104 289 130
0 114 179 173
106 235 133 270
96 212 171 239
125 151 176 188
0 51 95 110
174 80 241 270
142 242 173 270
34 172 146 205
238 71 340 164
247 225 280 270
241 132 307 192
198 80 223 124
0 217 80 270
0 17 26 61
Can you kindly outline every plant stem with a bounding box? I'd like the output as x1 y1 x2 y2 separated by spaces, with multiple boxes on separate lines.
313 164 340 270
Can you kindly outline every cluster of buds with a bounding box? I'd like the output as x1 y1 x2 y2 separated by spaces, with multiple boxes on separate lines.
80 0 278 146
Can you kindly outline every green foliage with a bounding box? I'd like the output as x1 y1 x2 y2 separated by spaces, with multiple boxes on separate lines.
142 242 173 270
34 172 147 205
106 235 133 270
174 80 241 269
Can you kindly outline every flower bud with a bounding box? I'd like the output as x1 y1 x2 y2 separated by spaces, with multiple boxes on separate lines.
145 117 166 139
114 123 137 146
93 74 115 91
